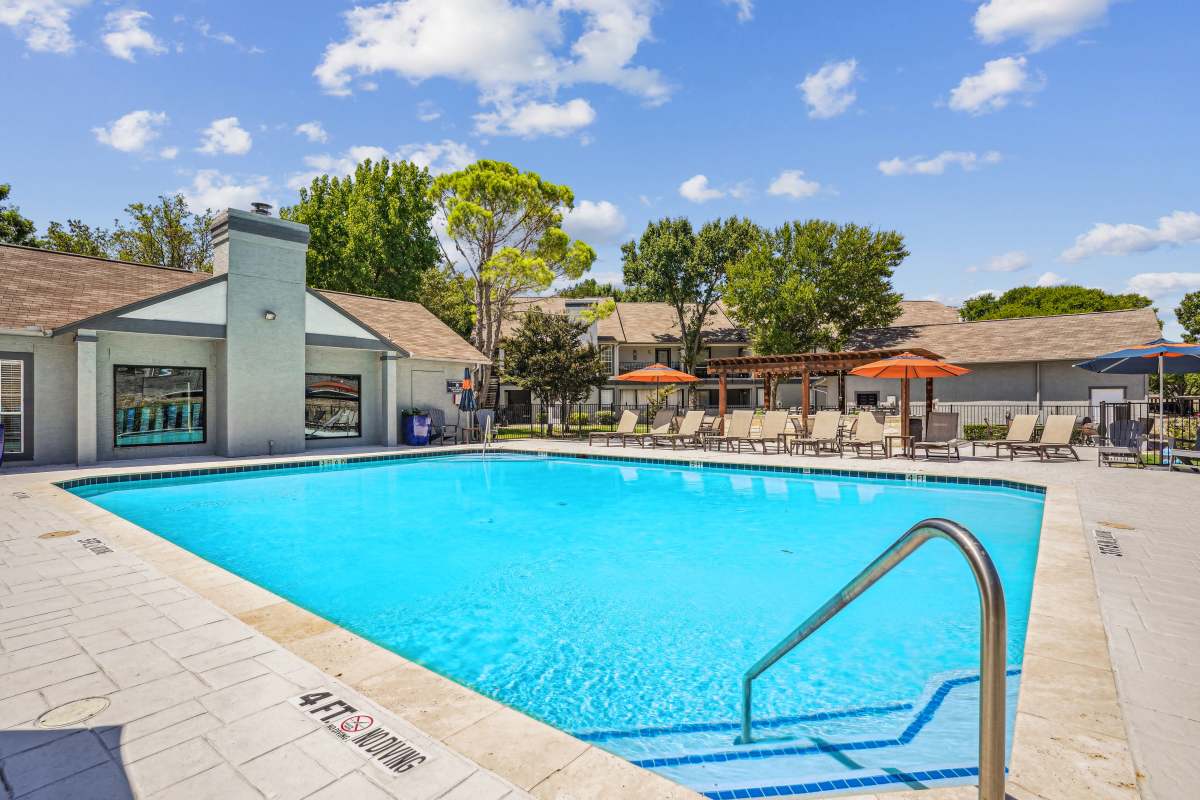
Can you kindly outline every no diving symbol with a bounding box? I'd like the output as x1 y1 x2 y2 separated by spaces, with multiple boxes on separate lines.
341 715 373 733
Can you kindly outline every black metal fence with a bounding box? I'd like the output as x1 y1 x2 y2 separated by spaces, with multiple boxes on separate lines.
486 399 1200 448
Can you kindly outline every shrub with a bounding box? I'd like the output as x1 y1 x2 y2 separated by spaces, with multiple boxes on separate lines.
568 411 592 426
963 423 1009 441
595 410 618 425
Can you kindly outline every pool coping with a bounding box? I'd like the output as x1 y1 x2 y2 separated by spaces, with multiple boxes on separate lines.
31 443 1137 800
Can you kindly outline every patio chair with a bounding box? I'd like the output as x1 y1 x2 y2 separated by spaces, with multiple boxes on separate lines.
747 410 791 454
697 410 719 437
589 409 639 446
789 410 843 457
703 409 754 452
649 409 705 449
475 409 496 443
845 412 886 458
1168 433 1200 473
1097 419 1146 468
971 414 1038 458
913 412 968 461
1009 414 1080 461
625 408 677 448
426 407 459 445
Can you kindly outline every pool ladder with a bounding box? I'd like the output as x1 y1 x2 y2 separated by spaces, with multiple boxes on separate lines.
738 518 1007 800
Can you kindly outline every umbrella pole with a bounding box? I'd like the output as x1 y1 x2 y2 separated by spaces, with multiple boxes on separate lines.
1160 355 1166 467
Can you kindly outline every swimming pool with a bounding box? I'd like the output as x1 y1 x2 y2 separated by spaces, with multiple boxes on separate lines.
71 453 1045 797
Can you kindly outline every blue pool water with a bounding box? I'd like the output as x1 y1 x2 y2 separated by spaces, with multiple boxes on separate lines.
72 454 1044 797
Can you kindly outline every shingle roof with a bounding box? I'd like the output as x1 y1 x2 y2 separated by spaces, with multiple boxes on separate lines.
894 300 960 326
503 297 748 344
0 244 205 333
316 290 488 363
0 244 487 364
850 307 1162 364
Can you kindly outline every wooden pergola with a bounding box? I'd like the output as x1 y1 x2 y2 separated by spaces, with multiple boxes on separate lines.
706 347 944 431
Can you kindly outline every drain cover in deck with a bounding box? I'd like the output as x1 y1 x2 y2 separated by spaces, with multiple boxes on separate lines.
36 697 110 728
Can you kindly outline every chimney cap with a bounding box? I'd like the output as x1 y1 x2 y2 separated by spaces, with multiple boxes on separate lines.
250 202 273 216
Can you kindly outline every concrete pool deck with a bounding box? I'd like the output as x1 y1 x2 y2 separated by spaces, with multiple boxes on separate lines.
0 440 1191 799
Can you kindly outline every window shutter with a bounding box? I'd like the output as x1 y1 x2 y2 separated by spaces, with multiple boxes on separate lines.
0 360 23 454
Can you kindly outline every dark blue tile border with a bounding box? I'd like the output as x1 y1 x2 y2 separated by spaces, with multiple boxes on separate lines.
54 447 1047 497
701 766 981 798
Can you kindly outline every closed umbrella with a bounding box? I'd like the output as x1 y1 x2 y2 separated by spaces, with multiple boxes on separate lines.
457 368 476 439
849 353 971 439
1075 338 1200 460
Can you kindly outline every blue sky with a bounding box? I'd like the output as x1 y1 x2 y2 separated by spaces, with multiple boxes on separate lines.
2 0 1197 334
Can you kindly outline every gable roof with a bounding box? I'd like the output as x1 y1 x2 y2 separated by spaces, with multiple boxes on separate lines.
316 290 488 363
503 296 749 344
850 307 1162 364
894 300 960 326
0 244 206 333
0 244 487 363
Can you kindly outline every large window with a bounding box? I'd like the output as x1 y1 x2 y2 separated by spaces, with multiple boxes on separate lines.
1 359 25 455
305 373 361 439
114 365 206 447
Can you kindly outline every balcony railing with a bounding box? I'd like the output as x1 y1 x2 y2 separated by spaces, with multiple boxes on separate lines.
616 361 752 380
618 360 680 373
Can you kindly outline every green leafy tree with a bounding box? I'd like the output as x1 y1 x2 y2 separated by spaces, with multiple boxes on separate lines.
501 308 610 434
282 158 440 301
111 194 213 271
1177 291 1200 343
0 183 39 246
960 285 1151 321
621 216 760 374
559 277 630 300
419 264 475 338
724 220 905 354
42 219 113 257
431 160 595 390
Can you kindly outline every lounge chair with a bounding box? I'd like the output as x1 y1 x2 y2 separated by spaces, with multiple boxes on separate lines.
703 409 754 452
913 412 968 461
971 414 1038 458
589 409 638 446
747 410 790 453
697 410 719 437
650 409 705 449
845 412 886 458
789 410 843 457
1169 434 1200 473
626 408 677 448
1097 419 1146 468
1009 414 1080 461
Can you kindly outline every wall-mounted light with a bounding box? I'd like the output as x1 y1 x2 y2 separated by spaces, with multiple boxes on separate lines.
263 310 277 321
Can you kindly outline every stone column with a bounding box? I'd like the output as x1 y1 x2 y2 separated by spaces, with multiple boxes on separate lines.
75 331 98 465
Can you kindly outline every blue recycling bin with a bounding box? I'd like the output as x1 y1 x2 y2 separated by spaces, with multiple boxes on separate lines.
403 413 431 446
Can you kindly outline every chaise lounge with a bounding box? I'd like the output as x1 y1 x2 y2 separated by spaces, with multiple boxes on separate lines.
1009 414 1080 461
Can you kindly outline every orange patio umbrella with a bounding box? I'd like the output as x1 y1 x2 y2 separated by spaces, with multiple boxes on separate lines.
849 353 970 438
616 363 699 409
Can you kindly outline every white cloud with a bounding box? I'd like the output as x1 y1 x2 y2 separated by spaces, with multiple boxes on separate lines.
767 170 820 199
563 200 626 243
198 116 253 155
92 110 168 153
194 19 262 53
474 98 596 137
416 100 441 122
1061 211 1200 262
102 9 165 62
313 0 669 137
974 0 1111 51
0 0 87 53
159 146 178 160
394 139 477 173
287 140 476 190
799 58 859 119
679 174 724 203
1036 271 1065 287
967 250 1032 273
722 0 753 23
295 121 328 143
181 170 272 214
1127 272 1200 299
948 56 1041 115
879 150 1002 176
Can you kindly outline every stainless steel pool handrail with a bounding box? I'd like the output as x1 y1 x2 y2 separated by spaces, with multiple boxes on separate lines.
738 518 1007 800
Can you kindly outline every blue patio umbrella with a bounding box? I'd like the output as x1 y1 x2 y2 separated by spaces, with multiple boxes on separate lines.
1075 338 1200 454
456 368 476 438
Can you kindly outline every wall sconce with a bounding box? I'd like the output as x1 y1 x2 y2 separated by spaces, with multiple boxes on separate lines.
263 310 277 321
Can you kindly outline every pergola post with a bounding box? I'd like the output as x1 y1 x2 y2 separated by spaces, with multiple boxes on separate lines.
838 371 846 412
762 374 771 409
801 367 811 430
718 370 728 417
925 378 934 429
